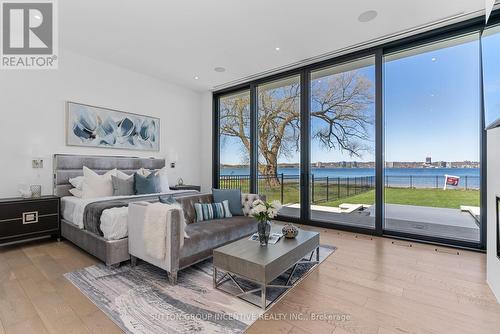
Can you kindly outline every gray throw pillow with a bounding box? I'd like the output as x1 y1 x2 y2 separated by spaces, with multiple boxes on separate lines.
134 172 160 195
159 195 178 205
212 188 243 216
111 175 134 196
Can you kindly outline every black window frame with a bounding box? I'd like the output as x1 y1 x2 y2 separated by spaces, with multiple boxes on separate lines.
213 11 500 251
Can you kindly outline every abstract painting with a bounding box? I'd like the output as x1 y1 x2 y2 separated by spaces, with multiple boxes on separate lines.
66 102 160 151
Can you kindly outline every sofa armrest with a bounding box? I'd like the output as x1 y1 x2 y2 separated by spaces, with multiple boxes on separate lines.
128 202 183 277
168 209 182 278
241 193 265 216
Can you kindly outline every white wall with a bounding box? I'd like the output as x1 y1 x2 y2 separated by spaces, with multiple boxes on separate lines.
487 126 500 302
0 49 202 198
200 92 213 192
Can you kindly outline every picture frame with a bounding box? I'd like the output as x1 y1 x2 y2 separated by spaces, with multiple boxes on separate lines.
66 101 160 151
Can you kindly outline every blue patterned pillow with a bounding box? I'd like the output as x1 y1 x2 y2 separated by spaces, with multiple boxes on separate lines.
194 200 232 222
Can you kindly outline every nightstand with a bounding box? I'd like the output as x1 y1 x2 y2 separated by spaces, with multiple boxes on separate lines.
170 185 201 192
0 195 60 245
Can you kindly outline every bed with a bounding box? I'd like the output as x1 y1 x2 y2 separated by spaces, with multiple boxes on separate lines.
54 154 199 266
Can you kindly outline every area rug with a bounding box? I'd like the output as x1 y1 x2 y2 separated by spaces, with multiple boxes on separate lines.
64 245 335 334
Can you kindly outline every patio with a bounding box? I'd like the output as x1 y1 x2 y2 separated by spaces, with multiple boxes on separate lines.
279 203 480 242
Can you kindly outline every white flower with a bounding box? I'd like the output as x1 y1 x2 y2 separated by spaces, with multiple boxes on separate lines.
251 203 266 215
252 199 264 207
271 200 282 211
268 207 279 218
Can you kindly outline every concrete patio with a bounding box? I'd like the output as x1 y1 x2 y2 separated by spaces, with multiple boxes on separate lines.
279 203 480 242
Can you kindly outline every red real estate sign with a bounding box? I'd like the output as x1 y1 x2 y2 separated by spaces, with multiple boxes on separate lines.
443 175 460 190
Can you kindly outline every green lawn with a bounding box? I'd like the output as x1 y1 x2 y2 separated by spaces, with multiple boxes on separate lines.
258 184 479 209
320 188 479 209
222 179 480 210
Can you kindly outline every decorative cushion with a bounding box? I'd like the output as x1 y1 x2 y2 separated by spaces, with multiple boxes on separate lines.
155 167 170 193
81 167 117 199
69 188 83 198
116 170 132 180
69 176 84 190
194 200 232 222
134 172 160 195
176 194 213 224
136 167 169 193
111 175 134 196
159 195 178 205
212 189 243 216
136 168 151 177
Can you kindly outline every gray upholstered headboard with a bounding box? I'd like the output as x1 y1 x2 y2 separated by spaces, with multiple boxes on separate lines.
53 154 165 197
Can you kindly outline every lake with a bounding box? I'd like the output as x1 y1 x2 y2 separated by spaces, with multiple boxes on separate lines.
220 167 480 189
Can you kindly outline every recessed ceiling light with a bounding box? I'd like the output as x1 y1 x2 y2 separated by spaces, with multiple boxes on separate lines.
194 76 199 80
358 10 377 22
275 47 280 51
34 14 41 20
431 57 437 62
214 67 226 73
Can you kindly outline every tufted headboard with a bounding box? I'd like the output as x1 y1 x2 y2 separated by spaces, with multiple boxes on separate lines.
53 154 165 197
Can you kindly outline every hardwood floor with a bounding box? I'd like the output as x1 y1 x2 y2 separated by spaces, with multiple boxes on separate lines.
248 225 500 334
0 226 499 334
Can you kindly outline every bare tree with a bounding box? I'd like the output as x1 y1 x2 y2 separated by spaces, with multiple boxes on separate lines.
220 71 374 185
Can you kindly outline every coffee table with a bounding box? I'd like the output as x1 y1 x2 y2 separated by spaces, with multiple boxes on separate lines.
213 226 320 309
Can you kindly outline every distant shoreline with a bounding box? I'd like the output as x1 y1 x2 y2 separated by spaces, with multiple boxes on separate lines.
220 167 480 189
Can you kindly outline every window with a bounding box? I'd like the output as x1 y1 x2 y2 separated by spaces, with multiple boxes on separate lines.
384 34 481 242
257 76 301 218
218 90 251 192
483 25 500 129
310 57 376 228
213 22 488 249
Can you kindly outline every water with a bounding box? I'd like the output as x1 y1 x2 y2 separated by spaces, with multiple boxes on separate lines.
221 167 480 189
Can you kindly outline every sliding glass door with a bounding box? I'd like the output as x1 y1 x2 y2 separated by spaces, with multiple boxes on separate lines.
218 90 251 192
309 57 376 228
257 76 301 218
214 20 491 248
383 34 481 242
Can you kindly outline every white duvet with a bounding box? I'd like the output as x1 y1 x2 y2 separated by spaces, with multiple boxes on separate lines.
61 190 196 240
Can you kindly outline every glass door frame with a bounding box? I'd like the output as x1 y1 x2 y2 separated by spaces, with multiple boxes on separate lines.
213 12 497 250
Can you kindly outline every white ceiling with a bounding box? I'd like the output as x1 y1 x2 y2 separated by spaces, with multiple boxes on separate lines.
60 0 486 92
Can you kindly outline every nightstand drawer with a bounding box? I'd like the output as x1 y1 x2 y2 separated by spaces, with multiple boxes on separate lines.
0 196 60 243
0 199 58 221
0 214 59 240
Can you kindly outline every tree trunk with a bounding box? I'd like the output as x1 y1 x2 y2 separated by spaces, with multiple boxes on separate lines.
259 162 280 187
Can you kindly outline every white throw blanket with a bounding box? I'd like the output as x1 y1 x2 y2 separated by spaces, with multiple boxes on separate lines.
143 202 186 260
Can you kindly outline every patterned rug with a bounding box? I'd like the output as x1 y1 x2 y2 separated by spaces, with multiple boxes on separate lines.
65 245 335 334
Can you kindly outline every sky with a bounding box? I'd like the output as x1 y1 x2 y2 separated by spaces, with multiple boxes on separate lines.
220 33 499 166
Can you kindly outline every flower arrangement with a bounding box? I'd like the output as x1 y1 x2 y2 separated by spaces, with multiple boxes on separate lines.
251 199 282 222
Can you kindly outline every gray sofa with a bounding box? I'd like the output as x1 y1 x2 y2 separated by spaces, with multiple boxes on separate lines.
128 193 262 284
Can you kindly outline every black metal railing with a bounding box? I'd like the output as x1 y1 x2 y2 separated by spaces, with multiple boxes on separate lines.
219 174 479 205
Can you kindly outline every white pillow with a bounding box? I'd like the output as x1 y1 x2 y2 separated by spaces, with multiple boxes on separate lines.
136 168 151 177
82 167 117 199
69 188 83 198
156 167 170 193
69 176 84 190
